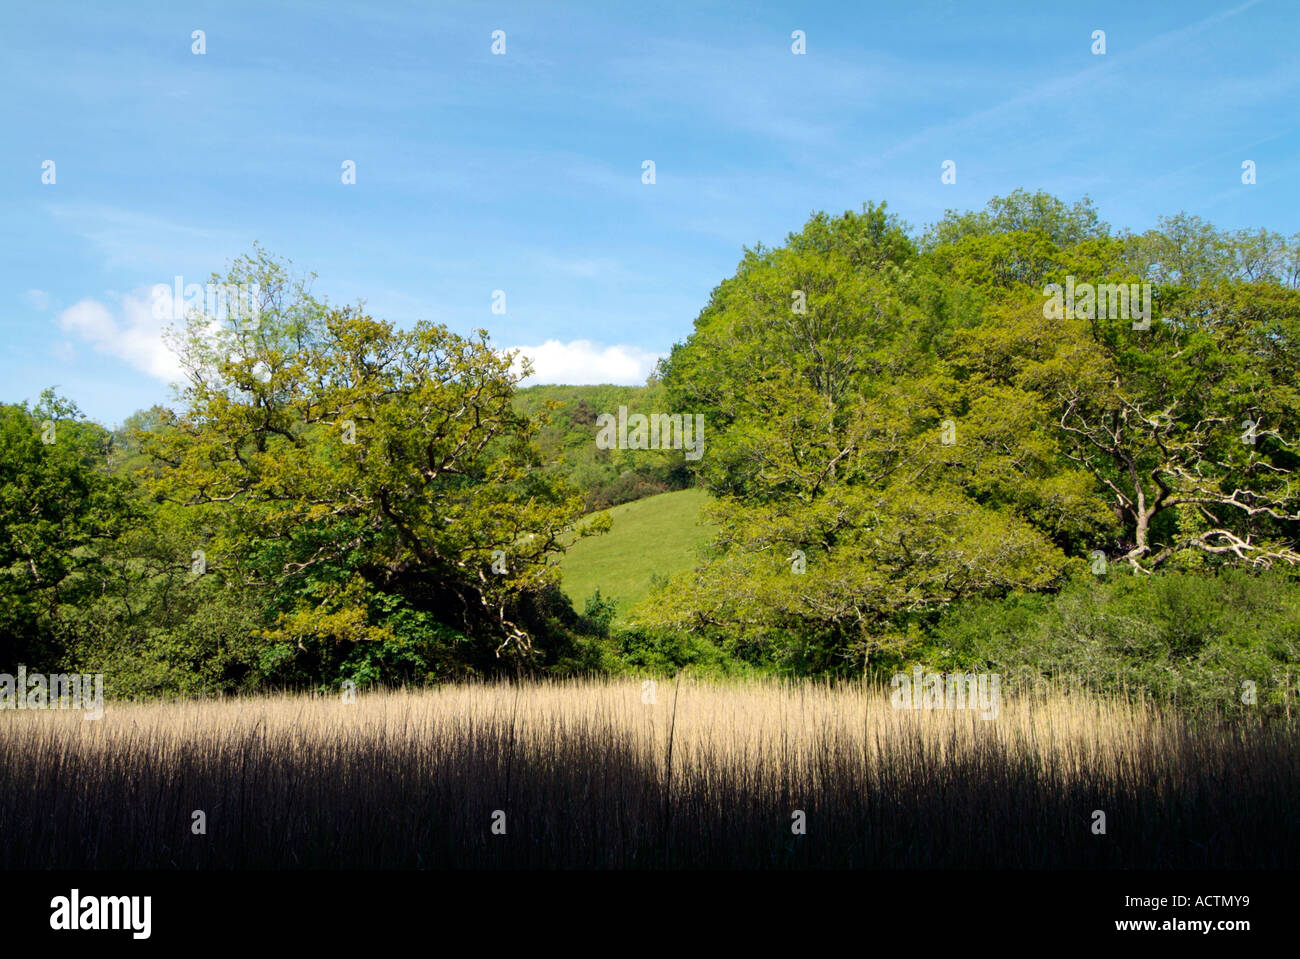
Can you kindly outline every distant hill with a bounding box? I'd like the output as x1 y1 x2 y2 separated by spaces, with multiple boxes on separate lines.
512 383 694 512
558 487 714 617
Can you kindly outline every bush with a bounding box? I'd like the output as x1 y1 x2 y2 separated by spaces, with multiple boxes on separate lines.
920 568 1300 716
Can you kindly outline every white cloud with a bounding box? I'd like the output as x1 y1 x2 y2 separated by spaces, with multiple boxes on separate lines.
46 204 236 273
24 289 51 310
507 339 661 385
54 291 186 383
51 305 660 390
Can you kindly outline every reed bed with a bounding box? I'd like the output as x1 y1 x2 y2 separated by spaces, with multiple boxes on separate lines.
1 677 1295 868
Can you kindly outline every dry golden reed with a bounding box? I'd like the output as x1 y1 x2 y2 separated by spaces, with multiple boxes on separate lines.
1 677 1295 868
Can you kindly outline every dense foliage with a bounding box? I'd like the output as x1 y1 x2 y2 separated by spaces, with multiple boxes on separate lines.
4 194 1298 711
637 192 1300 704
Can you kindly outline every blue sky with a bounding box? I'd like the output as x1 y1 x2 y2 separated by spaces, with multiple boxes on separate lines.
2 0 1296 426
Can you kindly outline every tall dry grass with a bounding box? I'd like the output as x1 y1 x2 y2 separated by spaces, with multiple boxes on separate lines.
1 677 1295 868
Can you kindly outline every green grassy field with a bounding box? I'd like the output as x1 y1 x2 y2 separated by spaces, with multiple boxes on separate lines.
559 487 714 616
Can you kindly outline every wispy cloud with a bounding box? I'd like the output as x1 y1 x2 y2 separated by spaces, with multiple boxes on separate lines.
24 289 51 310
45 204 245 273
872 0 1268 165
601 37 916 149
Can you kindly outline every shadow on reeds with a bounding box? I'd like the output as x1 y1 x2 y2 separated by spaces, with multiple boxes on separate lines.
2 679 1296 868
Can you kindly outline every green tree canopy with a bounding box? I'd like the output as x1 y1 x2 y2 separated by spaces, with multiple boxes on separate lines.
140 249 591 678
638 197 1300 674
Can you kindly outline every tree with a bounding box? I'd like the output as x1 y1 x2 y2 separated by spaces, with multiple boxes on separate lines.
638 197 1300 671
639 205 1069 673
1123 214 1300 290
0 391 138 669
923 189 1110 250
141 249 591 679
969 285 1300 571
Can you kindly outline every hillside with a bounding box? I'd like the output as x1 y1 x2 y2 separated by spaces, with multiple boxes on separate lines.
559 487 714 616
512 383 694 511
